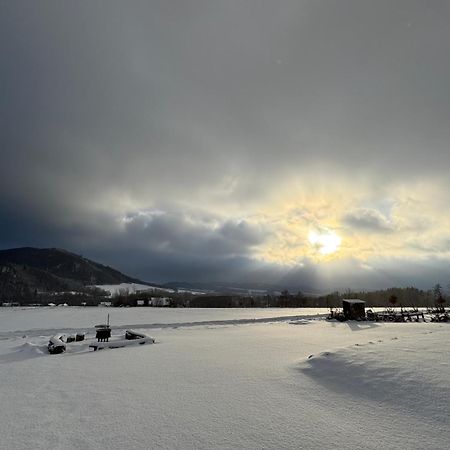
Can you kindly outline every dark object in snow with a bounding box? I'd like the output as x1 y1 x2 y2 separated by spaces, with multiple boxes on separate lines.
428 306 449 322
342 299 366 320
366 308 426 322
95 326 111 342
66 335 76 343
328 308 345 321
75 333 85 341
95 313 111 342
48 335 66 354
125 330 146 340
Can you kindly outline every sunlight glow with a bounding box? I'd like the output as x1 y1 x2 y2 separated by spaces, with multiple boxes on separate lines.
308 230 341 255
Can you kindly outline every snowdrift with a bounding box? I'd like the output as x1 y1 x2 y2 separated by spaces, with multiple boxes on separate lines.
300 330 450 425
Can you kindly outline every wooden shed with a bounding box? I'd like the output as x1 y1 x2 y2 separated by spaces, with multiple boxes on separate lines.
342 299 366 320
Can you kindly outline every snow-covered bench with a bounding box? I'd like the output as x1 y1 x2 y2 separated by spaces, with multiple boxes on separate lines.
89 331 155 351
48 335 66 354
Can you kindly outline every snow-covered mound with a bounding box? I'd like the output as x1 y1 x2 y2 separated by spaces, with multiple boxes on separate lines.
300 331 450 425
0 341 48 364
16 342 47 356
89 335 155 351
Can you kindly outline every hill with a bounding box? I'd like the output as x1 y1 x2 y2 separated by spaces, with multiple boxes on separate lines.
0 247 149 303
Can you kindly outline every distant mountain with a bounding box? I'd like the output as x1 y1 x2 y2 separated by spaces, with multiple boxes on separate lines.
0 247 151 302
0 247 316 304
162 280 316 296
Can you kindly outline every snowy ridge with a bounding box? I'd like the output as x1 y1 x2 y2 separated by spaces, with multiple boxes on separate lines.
299 329 450 425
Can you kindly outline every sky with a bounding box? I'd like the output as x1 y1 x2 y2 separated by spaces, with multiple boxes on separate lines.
2 0 450 291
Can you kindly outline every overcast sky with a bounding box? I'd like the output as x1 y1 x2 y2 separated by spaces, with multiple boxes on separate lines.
2 1 450 291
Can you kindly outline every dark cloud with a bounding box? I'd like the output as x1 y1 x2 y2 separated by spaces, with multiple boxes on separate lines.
1 1 450 288
121 210 269 257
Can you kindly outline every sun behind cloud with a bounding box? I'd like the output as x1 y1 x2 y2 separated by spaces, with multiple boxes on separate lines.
308 230 342 255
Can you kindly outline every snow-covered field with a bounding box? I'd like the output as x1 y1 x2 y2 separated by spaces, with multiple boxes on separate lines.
1 308 449 449
0 307 327 334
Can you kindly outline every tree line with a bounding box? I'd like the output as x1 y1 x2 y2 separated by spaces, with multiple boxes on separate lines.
110 285 449 308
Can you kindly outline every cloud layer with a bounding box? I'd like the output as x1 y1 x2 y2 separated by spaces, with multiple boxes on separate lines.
2 1 450 290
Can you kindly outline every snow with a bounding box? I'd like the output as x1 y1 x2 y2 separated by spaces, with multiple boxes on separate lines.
0 309 449 449
300 331 450 425
94 283 174 295
0 307 327 334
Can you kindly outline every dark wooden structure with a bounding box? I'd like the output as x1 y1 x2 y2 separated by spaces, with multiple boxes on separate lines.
95 326 111 342
95 314 111 342
342 299 366 320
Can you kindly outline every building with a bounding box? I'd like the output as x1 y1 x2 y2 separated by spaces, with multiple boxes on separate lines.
150 297 172 307
342 299 366 320
99 301 112 307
